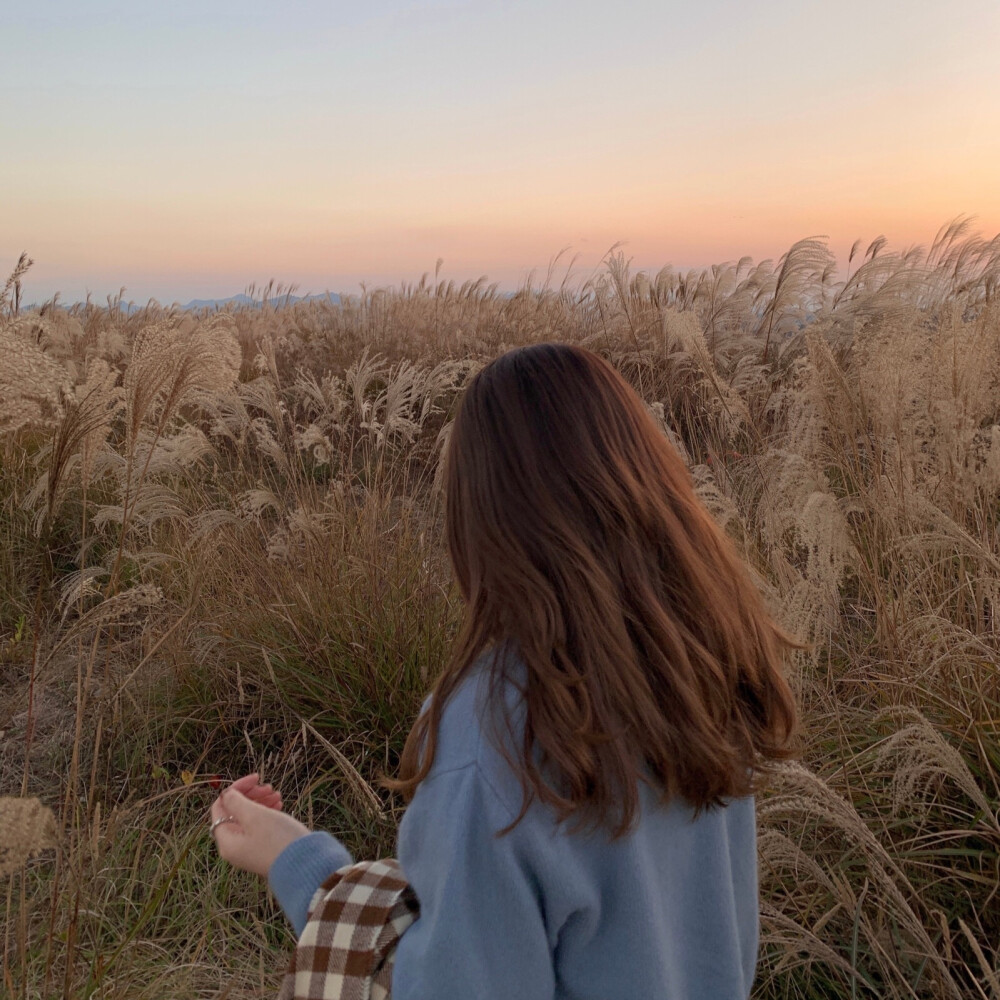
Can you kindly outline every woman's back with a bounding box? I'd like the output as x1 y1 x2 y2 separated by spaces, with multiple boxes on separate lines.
392 646 759 1000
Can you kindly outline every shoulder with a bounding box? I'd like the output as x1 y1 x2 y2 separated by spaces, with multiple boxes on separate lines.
419 643 528 799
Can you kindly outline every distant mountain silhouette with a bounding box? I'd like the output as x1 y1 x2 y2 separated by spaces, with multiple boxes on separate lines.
18 291 343 314
174 292 341 311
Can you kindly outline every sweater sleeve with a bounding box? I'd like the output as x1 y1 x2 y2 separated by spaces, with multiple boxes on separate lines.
391 761 556 1000
267 830 353 938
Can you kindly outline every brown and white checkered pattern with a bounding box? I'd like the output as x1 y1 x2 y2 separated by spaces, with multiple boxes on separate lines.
277 858 420 1000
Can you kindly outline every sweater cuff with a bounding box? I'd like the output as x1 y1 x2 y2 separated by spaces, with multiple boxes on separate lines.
267 830 353 937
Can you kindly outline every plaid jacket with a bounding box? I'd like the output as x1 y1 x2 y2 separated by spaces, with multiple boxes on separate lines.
278 859 420 1000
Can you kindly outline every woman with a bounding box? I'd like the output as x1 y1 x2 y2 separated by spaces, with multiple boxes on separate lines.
211 342 802 998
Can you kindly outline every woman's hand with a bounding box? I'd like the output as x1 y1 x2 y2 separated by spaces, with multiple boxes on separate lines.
210 773 311 878
228 772 283 810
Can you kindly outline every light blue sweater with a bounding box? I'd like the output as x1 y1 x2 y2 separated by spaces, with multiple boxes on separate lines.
268 647 759 999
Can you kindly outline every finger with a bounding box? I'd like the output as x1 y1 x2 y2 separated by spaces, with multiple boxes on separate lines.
221 786 263 824
210 792 245 826
210 795 230 823
245 789 280 810
243 783 283 809
208 803 244 864
229 773 261 794
210 794 252 855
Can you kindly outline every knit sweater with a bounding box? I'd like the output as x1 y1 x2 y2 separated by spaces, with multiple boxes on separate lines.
268 646 759 999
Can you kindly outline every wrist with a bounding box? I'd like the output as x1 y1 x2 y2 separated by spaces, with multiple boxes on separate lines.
267 826 311 876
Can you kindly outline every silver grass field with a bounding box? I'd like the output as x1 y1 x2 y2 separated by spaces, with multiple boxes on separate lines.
1 221 999 998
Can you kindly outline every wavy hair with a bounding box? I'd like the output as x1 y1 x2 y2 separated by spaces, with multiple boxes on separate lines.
389 342 803 837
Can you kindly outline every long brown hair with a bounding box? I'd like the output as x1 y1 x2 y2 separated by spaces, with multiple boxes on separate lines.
390 343 803 837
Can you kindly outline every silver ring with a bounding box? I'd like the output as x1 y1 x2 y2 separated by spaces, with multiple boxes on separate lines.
210 814 237 833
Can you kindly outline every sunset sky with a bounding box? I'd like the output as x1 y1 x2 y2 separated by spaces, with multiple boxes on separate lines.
3 0 1000 304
